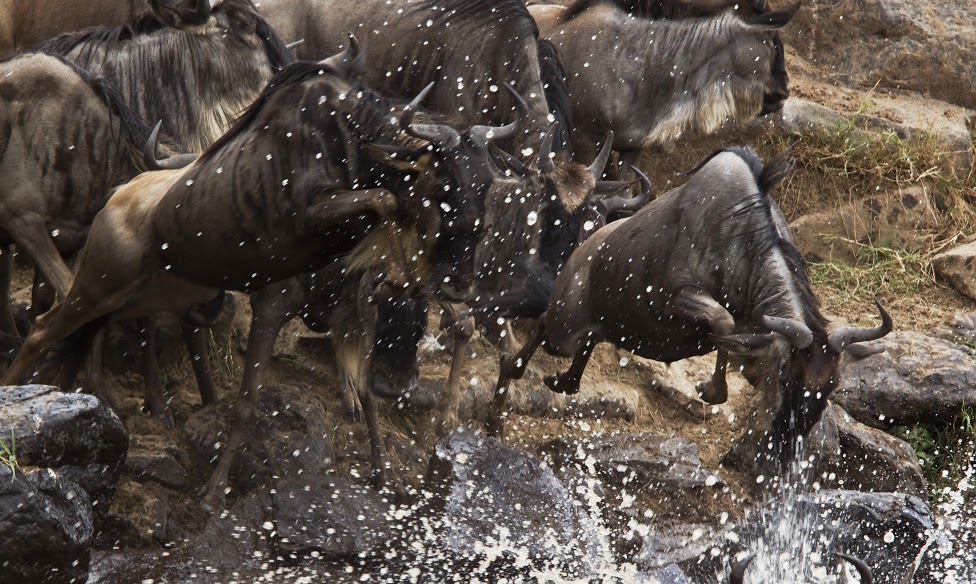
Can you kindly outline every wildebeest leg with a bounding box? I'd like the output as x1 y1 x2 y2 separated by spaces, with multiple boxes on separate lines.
302 188 397 230
9 224 73 300
486 318 547 438
137 317 177 428
673 286 735 405
200 289 290 512
181 322 219 406
435 302 474 436
544 334 600 395
359 387 400 495
0 245 16 337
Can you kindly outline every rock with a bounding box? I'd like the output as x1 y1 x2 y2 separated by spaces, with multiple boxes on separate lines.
423 427 584 574
183 384 334 494
808 402 926 498
783 0 976 110
0 466 93 584
737 490 934 584
0 385 128 521
97 479 173 548
125 435 188 489
188 490 275 571
932 241 976 301
633 522 723 573
833 331 976 429
789 184 940 264
272 475 395 558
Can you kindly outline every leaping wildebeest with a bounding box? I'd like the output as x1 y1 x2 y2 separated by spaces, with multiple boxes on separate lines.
1 44 510 509
0 52 218 419
488 148 892 471
37 0 293 152
529 0 797 174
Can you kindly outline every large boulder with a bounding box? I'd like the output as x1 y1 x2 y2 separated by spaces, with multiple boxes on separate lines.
833 331 976 429
0 385 128 522
0 467 93 584
183 384 335 494
932 241 976 301
783 0 976 109
807 402 926 498
422 428 585 577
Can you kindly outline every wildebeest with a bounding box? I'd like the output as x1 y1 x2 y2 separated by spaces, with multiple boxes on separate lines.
730 551 873 584
1 43 511 508
0 52 218 419
488 148 892 470
559 0 770 20
37 0 293 152
0 0 145 57
259 0 574 154
529 0 796 174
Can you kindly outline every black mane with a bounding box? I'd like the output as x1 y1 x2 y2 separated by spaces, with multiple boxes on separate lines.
537 39 574 157
36 0 293 72
563 0 732 21
412 0 538 39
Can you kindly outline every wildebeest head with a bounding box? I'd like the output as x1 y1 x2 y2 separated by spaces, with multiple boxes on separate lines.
368 288 429 399
726 4 799 117
730 550 873 584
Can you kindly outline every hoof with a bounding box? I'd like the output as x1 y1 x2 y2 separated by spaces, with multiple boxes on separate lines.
696 381 728 405
544 374 579 395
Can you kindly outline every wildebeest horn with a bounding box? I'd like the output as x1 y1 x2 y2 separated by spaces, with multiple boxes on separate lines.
536 123 557 174
397 82 462 149
827 299 892 355
319 34 364 78
729 553 754 584
834 552 873 584
196 0 212 19
595 166 652 217
144 121 198 170
760 315 814 349
467 84 528 148
285 38 305 51
588 131 614 179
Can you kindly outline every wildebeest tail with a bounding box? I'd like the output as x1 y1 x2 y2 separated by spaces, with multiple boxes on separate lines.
537 39 574 157
472 260 555 320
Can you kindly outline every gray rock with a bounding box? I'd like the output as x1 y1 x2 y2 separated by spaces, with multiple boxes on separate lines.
737 490 934 584
784 0 976 110
833 331 976 429
932 241 976 301
0 467 92 584
423 427 584 573
183 384 334 494
188 490 275 571
0 384 128 521
272 475 395 558
808 402 926 498
125 440 187 489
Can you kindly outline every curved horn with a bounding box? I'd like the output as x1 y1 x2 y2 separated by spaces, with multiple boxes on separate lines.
588 131 614 179
396 82 461 149
467 84 529 148
827 299 893 354
761 314 814 349
729 553 755 584
318 34 364 77
144 121 198 170
536 123 557 174
285 38 305 51
834 552 872 584
595 166 652 217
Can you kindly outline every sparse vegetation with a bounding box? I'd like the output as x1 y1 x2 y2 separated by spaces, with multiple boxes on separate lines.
890 405 976 504
0 429 19 482
808 240 935 300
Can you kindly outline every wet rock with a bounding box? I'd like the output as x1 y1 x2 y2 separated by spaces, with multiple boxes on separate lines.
739 490 934 584
97 479 173 548
423 427 583 573
272 475 395 558
125 435 187 489
833 331 976 429
188 490 275 570
784 0 976 110
789 185 940 264
0 384 128 521
808 402 926 498
183 384 334 495
932 241 976 301
0 466 93 584
633 522 723 573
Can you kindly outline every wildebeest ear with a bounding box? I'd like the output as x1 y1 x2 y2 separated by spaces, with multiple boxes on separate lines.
740 3 800 29
319 33 365 79
362 142 428 170
149 0 213 28
709 332 778 354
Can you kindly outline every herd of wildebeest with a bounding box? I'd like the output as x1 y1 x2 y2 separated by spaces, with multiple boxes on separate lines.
0 0 892 579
